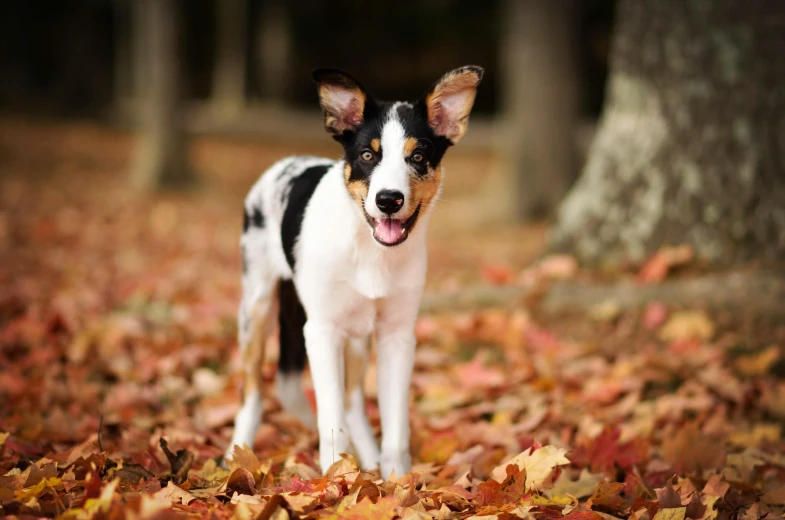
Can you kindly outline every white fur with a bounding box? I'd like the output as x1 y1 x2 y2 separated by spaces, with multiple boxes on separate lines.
295 156 427 475
227 387 262 456
276 371 315 427
366 106 412 221
227 120 433 478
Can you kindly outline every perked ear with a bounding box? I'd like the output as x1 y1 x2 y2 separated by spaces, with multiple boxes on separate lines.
312 68 368 138
425 65 484 144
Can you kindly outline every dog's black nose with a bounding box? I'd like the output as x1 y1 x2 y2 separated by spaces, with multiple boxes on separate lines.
376 190 404 215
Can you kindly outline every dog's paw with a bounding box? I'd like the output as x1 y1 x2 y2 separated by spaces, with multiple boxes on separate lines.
380 450 411 479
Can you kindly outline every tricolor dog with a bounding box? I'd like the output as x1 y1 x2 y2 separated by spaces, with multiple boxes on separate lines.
226 66 483 478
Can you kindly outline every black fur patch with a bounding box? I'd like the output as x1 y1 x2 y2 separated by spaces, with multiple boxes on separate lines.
243 207 265 231
335 101 451 191
278 280 307 374
252 207 264 228
280 164 330 269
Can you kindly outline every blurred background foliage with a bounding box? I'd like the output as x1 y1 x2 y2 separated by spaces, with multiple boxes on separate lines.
0 0 613 118
1 0 783 266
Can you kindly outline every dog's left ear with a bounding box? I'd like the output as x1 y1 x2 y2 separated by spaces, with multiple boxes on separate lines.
424 66 484 144
312 68 369 139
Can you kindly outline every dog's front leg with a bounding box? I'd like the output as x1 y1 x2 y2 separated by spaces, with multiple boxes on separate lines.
376 301 418 478
303 320 350 472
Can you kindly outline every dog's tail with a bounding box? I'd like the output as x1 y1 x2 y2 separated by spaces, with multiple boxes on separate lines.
275 280 315 426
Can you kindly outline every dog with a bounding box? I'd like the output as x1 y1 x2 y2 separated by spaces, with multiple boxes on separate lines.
225 65 483 478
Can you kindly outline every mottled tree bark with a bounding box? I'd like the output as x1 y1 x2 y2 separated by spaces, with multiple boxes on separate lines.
550 0 785 265
502 0 579 220
131 0 193 190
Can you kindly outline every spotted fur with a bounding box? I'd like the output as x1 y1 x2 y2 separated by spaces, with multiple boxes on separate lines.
226 66 483 478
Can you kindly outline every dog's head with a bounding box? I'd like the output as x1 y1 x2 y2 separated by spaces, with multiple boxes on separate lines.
312 66 483 247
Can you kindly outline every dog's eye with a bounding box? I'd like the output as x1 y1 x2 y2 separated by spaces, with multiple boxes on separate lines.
411 152 424 163
360 150 374 161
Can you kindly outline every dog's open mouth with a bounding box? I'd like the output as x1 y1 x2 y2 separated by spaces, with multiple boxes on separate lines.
368 203 421 247
372 218 408 246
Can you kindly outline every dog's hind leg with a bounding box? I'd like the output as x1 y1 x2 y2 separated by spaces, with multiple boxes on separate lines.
225 221 277 461
276 280 315 428
345 336 380 470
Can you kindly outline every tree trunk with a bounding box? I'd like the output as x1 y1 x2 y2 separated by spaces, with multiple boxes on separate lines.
112 0 132 103
502 0 579 220
213 0 247 115
256 0 291 102
550 0 785 265
131 0 193 190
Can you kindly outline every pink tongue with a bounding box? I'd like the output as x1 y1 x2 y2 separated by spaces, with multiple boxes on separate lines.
375 219 404 244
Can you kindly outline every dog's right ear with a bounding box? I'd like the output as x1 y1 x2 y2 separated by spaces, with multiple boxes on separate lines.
312 68 368 138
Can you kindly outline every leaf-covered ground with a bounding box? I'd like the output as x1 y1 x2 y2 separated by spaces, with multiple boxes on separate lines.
2 121 785 519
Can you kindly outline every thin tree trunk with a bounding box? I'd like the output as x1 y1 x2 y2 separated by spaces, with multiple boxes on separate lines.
502 0 579 220
256 0 291 102
131 0 193 190
213 0 247 114
112 0 132 104
550 0 785 265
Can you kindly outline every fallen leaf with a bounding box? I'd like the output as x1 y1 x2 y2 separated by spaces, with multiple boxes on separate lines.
658 311 714 342
491 445 570 491
225 468 257 496
636 245 693 284
642 302 668 330
156 481 197 505
761 485 785 505
159 437 195 484
734 346 779 377
652 507 686 520
546 469 604 499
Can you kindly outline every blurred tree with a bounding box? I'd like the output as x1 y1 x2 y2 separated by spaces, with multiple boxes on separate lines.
503 0 579 220
131 0 194 190
550 0 785 265
213 0 247 114
256 0 291 102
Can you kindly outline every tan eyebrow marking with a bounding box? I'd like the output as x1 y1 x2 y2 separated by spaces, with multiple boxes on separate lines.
370 139 380 152
404 137 418 156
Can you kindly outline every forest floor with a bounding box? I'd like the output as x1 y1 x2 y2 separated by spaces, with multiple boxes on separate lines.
1 119 785 519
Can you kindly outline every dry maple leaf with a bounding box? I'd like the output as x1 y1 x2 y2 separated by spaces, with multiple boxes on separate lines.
155 480 197 505
159 437 194 485
571 426 649 473
546 469 604 500
341 495 399 520
475 465 529 507
652 507 686 520
490 445 570 491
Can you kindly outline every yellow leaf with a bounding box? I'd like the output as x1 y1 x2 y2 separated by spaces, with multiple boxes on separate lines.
227 444 267 478
0 432 9 445
282 492 317 514
333 496 398 520
14 476 61 503
195 458 230 483
60 479 119 519
735 346 779 377
155 480 198 505
659 311 714 341
546 468 604 499
326 452 360 479
728 424 781 447
653 507 686 520
491 445 570 491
